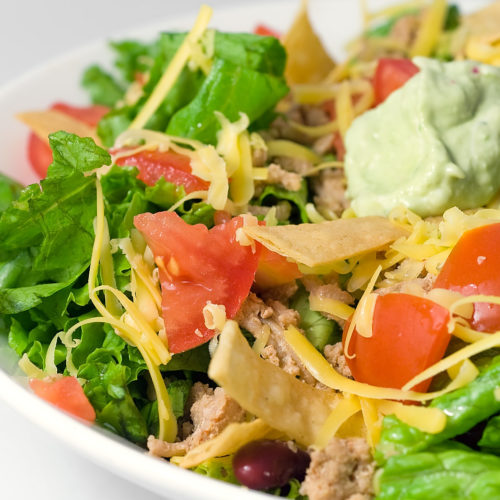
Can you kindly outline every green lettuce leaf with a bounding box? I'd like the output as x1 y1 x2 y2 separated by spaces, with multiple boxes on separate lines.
376 356 500 464
290 285 341 351
376 444 500 500
81 65 125 107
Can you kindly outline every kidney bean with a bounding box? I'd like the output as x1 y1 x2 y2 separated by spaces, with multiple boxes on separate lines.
233 439 310 490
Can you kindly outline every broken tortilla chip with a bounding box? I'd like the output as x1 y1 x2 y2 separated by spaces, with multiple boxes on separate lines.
463 0 500 37
17 110 102 146
208 320 337 447
283 0 335 84
243 216 408 269
177 419 280 469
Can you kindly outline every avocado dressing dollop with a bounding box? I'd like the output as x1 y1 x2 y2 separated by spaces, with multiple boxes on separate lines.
345 58 500 217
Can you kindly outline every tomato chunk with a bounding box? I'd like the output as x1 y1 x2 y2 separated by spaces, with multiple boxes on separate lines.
29 376 96 422
434 222 500 333
373 58 419 105
254 24 281 38
255 246 303 288
343 293 450 392
115 149 209 193
28 103 109 179
134 212 261 353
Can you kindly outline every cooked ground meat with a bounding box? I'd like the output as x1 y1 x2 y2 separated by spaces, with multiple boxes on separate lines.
259 281 299 305
312 169 350 218
313 133 335 156
390 14 420 49
247 203 292 222
300 437 375 500
375 273 436 296
236 292 317 384
324 342 352 378
275 155 313 175
267 163 303 191
267 103 331 145
147 382 245 458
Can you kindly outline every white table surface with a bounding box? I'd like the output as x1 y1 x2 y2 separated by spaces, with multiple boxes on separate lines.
0 2 240 499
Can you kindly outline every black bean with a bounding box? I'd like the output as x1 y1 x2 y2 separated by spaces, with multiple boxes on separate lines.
233 439 310 490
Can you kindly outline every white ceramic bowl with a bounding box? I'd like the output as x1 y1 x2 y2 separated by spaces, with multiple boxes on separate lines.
0 1 490 499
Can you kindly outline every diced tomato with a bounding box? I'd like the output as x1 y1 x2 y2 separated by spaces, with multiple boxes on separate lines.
343 293 450 392
373 58 419 105
331 132 346 162
254 24 281 38
27 103 109 179
29 376 96 422
134 212 261 353
255 246 303 288
322 100 347 161
51 102 109 127
115 149 209 193
434 222 500 333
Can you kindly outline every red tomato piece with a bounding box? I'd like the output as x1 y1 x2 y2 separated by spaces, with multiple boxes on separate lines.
134 212 261 353
27 103 109 179
343 293 450 392
434 222 500 333
373 58 419 105
254 24 281 38
255 246 303 288
115 149 209 193
29 376 96 422
51 102 109 127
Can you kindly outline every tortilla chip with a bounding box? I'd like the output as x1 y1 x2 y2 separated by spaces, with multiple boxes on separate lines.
208 320 336 447
17 110 102 146
244 216 408 268
178 419 280 469
283 0 335 84
463 1 500 36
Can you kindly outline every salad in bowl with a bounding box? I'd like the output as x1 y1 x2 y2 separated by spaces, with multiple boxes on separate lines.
3 1 500 499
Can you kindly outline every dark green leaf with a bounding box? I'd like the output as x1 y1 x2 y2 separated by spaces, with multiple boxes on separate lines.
81 65 125 107
376 356 500 464
0 173 23 213
479 415 500 453
290 285 341 351
167 58 288 145
255 180 309 224
376 445 500 500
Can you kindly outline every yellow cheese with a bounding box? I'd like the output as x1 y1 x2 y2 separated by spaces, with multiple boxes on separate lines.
313 395 361 449
344 265 381 359
309 295 355 321
336 81 354 138
129 5 212 129
411 0 449 57
266 140 321 164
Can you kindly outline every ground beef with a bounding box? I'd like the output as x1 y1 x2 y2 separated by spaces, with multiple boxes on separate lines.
390 13 420 49
147 382 245 458
267 163 303 191
259 282 299 305
312 169 350 218
324 342 352 378
300 437 375 500
236 292 316 385
375 273 436 296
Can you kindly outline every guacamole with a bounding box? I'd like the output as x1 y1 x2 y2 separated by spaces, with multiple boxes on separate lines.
345 58 500 217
